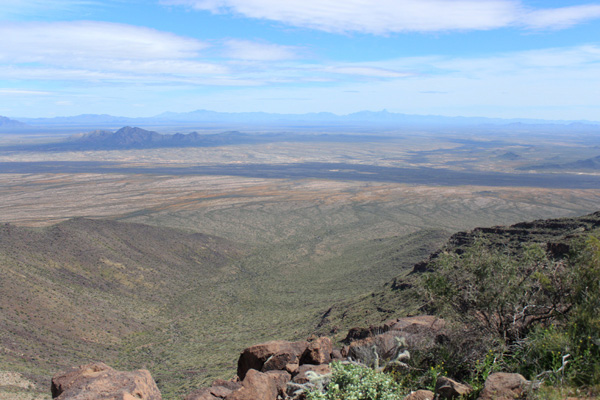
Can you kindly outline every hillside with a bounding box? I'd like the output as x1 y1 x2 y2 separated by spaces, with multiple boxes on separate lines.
521 155 600 171
0 116 27 129
15 210 600 400
0 217 449 398
315 210 600 338
0 218 240 394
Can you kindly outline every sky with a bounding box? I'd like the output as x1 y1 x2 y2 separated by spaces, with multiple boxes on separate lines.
1 0 600 120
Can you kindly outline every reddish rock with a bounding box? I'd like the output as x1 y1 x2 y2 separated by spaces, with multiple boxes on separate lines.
300 337 333 365
344 315 445 344
265 370 292 397
347 331 407 366
285 363 299 375
435 376 472 399
226 369 281 400
212 380 243 392
262 352 295 372
340 345 350 358
291 364 331 384
404 389 434 400
331 349 343 360
185 380 243 400
185 388 219 400
237 340 308 380
477 372 529 400
186 379 243 400
51 362 161 400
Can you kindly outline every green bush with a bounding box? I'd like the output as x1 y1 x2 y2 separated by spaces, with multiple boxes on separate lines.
305 362 405 400
422 238 572 341
421 233 600 392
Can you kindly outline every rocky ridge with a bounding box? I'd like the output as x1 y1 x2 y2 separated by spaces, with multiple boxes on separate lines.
46 210 600 399
51 316 532 400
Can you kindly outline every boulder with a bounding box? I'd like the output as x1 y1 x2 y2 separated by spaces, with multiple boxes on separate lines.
237 340 308 380
285 362 300 375
346 331 408 367
343 316 444 343
291 364 331 384
51 362 161 400
300 337 333 365
404 389 434 400
331 349 343 360
262 352 296 372
184 388 219 400
185 380 242 400
434 376 472 399
265 370 292 397
226 369 288 400
477 372 529 400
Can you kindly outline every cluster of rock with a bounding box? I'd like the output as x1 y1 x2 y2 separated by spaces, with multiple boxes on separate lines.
50 316 533 400
410 372 531 400
51 362 161 400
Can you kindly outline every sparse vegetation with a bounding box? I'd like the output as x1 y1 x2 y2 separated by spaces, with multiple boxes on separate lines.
306 362 404 400
416 231 600 397
1 133 600 398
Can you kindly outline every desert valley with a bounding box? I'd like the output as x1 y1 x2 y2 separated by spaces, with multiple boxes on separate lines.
1 116 599 398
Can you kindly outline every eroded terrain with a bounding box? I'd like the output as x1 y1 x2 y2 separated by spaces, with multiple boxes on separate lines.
1 130 600 398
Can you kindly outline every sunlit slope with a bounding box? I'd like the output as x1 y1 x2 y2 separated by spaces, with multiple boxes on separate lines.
0 216 448 398
314 210 600 339
0 218 240 390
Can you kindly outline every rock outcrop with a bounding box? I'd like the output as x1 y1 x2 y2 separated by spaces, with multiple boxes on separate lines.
237 340 308 380
434 376 473 399
51 362 161 400
405 390 434 400
477 372 530 400
49 320 537 400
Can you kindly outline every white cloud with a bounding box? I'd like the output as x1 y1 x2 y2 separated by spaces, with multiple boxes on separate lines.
177 43 600 119
0 21 207 62
325 66 412 78
223 39 301 60
163 0 518 33
162 0 600 34
523 4 600 30
0 21 241 86
0 89 52 95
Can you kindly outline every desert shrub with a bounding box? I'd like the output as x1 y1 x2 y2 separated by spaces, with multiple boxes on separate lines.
422 238 572 342
305 361 405 400
421 234 600 391
562 235 600 387
509 324 571 384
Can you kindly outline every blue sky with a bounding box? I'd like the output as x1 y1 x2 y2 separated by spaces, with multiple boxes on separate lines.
1 0 599 120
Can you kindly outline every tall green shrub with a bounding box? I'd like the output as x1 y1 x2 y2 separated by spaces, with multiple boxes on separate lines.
422 238 571 341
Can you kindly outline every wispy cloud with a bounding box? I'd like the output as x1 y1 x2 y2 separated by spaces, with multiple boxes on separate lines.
0 21 237 85
0 21 207 62
324 66 412 78
223 39 301 61
523 4 600 30
0 20 417 87
0 89 52 95
162 0 600 34
1 16 598 119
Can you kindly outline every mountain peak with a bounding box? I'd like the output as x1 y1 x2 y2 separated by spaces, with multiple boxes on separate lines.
0 115 28 128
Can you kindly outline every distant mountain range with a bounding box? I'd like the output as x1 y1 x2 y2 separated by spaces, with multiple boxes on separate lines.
4 126 398 150
520 155 600 171
5 110 599 130
0 115 28 128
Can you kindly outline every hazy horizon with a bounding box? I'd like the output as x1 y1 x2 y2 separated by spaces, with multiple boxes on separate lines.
1 1 600 120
